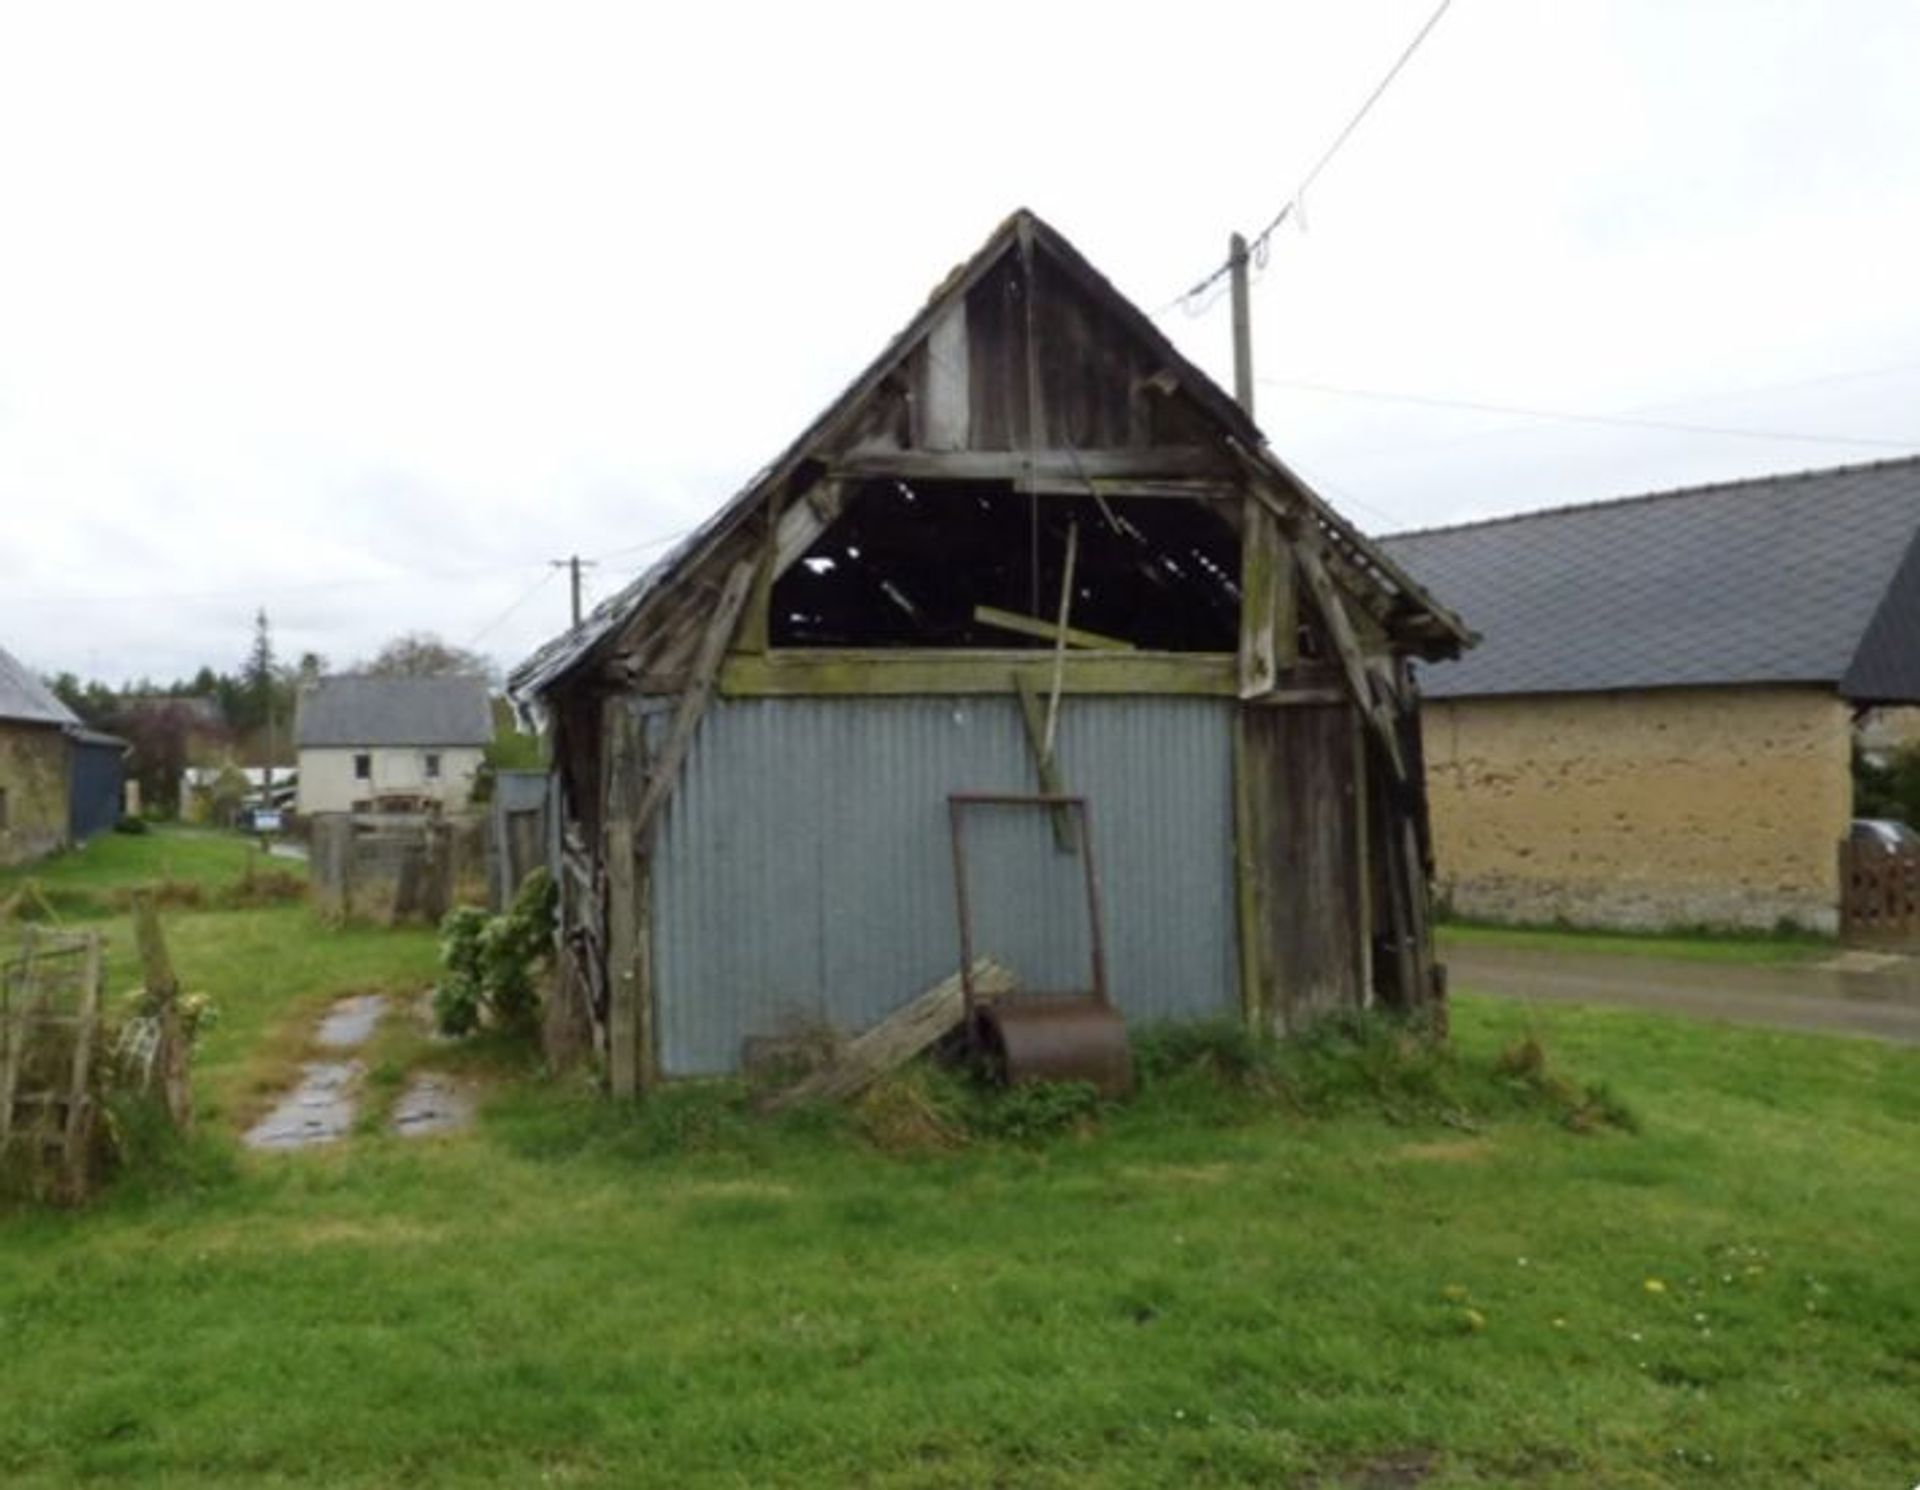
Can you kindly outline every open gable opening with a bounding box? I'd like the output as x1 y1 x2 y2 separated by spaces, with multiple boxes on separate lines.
771 479 1242 652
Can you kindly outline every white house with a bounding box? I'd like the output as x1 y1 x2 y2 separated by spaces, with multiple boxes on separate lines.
294 675 492 815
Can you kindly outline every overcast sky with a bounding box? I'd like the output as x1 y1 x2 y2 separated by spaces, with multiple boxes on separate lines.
3 1 1918 686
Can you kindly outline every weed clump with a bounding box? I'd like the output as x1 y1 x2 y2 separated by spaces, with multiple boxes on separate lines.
1129 1011 1636 1135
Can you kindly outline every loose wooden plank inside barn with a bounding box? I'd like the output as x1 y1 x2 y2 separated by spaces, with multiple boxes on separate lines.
511 210 1473 1093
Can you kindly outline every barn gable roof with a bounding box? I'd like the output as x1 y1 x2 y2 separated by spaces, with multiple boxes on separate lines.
0 645 80 728
1381 455 1920 703
294 675 493 748
511 210 1468 700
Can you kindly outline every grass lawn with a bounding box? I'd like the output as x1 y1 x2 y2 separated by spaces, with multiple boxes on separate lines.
0 825 304 921
2 895 1916 1486
1438 919 1832 967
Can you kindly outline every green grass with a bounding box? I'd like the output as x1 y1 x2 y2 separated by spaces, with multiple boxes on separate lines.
1439 917 1833 966
0 826 305 922
1 910 1916 1486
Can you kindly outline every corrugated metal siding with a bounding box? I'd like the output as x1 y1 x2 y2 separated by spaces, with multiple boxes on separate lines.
651 695 1239 1076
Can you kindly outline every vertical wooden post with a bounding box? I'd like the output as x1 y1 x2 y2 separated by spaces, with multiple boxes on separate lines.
1231 714 1269 1035
1229 232 1254 418
63 931 104 1189
133 891 192 1130
0 931 29 1148
1237 502 1285 698
603 700 650 1098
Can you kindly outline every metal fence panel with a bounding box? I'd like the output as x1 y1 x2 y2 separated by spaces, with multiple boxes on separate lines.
651 695 1238 1076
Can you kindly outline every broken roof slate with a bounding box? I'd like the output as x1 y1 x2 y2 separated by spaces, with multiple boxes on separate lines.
0 645 81 727
1381 455 1920 702
294 675 493 748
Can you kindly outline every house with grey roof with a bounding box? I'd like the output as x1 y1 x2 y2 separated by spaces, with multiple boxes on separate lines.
294 675 493 815
1381 455 1920 933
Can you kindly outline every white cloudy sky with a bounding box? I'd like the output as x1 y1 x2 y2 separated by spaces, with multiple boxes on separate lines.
3 0 1917 685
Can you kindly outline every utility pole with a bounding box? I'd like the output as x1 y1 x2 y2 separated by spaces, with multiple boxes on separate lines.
551 556 595 629
1229 231 1254 417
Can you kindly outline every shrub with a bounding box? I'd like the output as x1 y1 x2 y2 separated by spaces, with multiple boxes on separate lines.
113 816 150 836
433 869 557 1040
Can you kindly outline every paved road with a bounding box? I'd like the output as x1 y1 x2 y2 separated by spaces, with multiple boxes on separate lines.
1445 944 1920 1045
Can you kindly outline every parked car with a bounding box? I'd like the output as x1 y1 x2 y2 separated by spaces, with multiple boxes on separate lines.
1849 818 1920 854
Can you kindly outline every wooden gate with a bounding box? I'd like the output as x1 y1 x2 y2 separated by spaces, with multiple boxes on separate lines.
0 929 105 1203
1839 841 1920 944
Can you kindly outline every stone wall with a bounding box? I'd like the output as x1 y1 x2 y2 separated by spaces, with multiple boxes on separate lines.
0 721 70 868
1423 686 1851 933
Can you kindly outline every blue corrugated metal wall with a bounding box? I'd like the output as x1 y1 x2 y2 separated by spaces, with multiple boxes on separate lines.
68 735 125 843
649 695 1239 1077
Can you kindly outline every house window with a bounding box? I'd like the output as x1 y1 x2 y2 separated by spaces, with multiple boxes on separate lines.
424 752 441 780
353 753 371 781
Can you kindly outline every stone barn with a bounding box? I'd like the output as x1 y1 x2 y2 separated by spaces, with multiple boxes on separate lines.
1382 456 1920 933
512 210 1471 1093
0 645 78 868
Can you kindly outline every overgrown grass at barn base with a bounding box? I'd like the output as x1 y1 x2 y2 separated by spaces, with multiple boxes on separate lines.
1 903 1916 1485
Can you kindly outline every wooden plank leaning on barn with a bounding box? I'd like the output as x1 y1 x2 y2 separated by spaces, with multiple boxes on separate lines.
764 959 1015 1111
1014 673 1078 852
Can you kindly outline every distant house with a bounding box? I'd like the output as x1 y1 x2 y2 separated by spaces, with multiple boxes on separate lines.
1382 456 1920 934
0 647 128 865
294 675 492 815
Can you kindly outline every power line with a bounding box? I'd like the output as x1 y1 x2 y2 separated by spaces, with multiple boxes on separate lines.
590 523 701 563
466 567 561 649
1257 376 1920 451
1160 0 1457 315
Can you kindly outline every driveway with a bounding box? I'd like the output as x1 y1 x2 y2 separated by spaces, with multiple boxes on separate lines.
1445 943 1920 1044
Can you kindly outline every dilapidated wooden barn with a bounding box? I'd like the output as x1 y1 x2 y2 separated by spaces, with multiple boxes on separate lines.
511 210 1471 1093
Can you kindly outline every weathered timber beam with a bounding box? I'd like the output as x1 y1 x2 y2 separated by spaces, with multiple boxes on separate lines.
764 959 1017 1110
828 447 1234 483
718 650 1237 698
1014 673 1077 851
974 605 1135 652
774 478 846 576
631 559 757 837
1295 538 1408 783
602 701 645 1099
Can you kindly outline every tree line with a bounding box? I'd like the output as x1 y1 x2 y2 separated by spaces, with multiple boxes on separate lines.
44 613 502 814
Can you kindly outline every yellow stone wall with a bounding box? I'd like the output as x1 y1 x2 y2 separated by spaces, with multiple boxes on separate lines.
0 721 70 868
1422 686 1851 933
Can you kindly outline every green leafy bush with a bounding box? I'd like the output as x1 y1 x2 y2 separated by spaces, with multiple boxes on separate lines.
433 869 557 1039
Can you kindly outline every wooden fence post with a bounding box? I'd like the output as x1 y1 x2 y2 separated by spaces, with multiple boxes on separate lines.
132 891 193 1131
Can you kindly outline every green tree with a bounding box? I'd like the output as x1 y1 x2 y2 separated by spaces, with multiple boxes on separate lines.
356 631 493 681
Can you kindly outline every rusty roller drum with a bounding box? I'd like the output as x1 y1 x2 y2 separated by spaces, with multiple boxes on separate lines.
973 996 1134 1100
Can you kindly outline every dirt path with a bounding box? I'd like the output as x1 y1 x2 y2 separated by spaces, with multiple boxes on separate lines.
243 993 475 1149
1446 944 1920 1045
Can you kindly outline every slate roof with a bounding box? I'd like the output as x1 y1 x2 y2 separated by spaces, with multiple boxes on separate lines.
0 645 81 727
1380 456 1920 702
294 675 493 748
